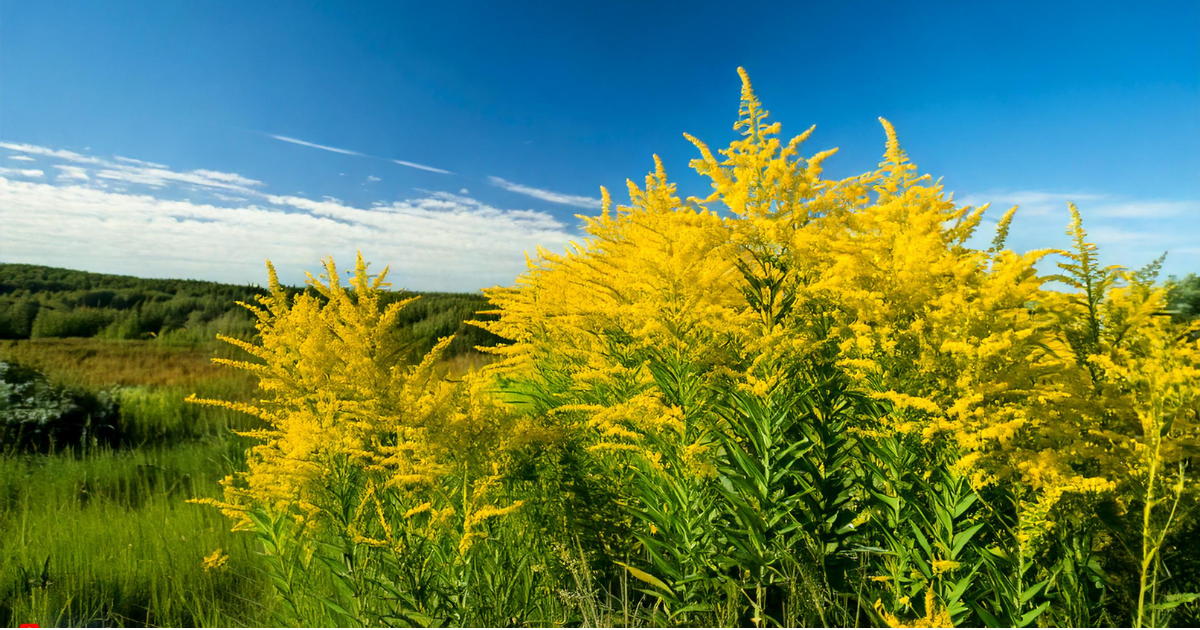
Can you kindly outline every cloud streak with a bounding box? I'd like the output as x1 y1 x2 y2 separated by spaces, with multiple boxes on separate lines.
1 141 263 194
114 155 169 169
392 159 452 174
262 132 452 174
0 176 571 290
54 165 90 181
265 133 366 157
0 167 43 178
488 176 602 209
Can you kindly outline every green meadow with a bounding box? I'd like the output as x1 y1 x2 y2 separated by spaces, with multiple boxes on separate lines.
0 264 500 627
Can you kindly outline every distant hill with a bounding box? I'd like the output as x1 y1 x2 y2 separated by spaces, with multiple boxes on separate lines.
0 263 504 358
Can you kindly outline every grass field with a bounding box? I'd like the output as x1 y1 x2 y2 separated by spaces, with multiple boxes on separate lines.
0 337 500 628
0 339 270 627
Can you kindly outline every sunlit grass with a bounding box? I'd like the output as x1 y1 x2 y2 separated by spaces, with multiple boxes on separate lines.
0 441 271 627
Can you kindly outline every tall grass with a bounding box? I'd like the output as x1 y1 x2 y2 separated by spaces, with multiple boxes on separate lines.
0 338 271 627
0 441 270 627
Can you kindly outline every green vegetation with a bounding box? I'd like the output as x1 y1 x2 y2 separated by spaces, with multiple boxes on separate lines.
0 441 270 627
1 256 1198 628
0 338 268 626
1168 273 1200 322
0 263 504 358
0 263 507 626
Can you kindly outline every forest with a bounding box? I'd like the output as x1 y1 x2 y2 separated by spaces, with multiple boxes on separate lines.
0 262 503 358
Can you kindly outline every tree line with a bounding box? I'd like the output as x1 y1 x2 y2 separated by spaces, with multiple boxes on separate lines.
0 263 504 358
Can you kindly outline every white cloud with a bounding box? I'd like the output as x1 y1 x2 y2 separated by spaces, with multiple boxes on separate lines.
4 141 263 194
262 132 451 174
1089 200 1196 219
366 175 382 182
93 166 264 193
113 155 168 169
488 176 602 209
957 190 1198 279
0 167 43 178
460 188 469 194
956 190 1104 207
265 133 366 156
0 175 573 291
7 155 35 162
55 165 90 181
955 190 1105 217
1 141 107 165
391 159 452 175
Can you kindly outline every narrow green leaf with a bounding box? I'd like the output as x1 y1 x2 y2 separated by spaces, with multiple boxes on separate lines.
616 561 675 596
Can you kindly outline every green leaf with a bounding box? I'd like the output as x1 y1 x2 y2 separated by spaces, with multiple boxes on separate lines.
616 561 674 597
911 522 933 558
319 596 354 621
1018 601 1050 627
947 569 975 604
870 489 901 513
972 604 1001 627
1019 579 1048 605
953 493 978 518
1149 592 1200 611
952 523 985 558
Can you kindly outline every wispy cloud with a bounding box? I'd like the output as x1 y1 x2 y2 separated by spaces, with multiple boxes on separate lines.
54 165 90 181
262 132 452 174
391 159 452 175
366 175 381 182
7 155 35 162
488 176 602 209
956 190 1105 217
264 133 366 157
3 141 263 194
0 145 573 290
1 141 107 165
957 189 1199 277
956 190 1104 207
1089 200 1196 219
113 155 168 169
956 190 1196 220
93 165 263 192
0 167 43 178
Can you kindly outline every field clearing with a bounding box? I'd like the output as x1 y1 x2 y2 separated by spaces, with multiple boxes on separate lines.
0 338 254 389
0 338 269 626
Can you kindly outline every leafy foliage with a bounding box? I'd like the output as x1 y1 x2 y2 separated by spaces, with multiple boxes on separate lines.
191 69 1200 627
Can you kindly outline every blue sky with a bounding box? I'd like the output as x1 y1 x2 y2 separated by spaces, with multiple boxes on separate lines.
1 1 1197 291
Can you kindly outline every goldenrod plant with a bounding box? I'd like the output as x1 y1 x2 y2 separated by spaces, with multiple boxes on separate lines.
193 69 1200 627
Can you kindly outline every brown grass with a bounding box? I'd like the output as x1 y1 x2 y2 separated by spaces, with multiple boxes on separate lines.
0 338 254 389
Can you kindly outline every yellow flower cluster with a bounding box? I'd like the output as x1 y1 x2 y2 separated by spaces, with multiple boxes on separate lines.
478 67 1200 516
191 253 523 552
875 589 954 628
201 549 229 572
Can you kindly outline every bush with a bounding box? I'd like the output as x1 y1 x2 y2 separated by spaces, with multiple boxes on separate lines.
0 299 40 339
0 360 120 452
30 308 118 339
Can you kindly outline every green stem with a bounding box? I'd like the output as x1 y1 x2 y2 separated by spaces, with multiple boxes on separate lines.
1136 428 1162 628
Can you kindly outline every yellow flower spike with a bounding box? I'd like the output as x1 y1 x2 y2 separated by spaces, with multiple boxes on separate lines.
201 549 229 572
